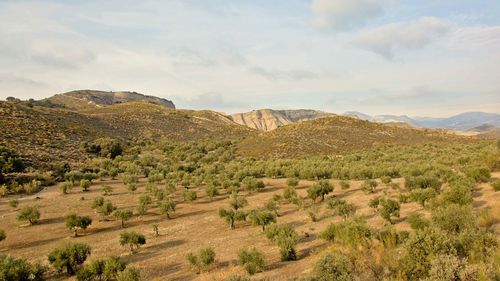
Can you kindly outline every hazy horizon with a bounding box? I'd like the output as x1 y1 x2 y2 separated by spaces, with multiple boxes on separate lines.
1 0 499 117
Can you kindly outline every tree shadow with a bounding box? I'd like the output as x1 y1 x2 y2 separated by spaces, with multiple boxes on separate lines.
175 209 209 219
39 216 65 225
8 235 63 250
125 240 185 263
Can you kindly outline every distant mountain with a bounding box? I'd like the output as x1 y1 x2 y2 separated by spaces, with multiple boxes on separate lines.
37 90 175 110
344 111 500 131
230 109 333 131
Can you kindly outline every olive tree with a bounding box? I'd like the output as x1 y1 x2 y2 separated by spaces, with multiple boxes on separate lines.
379 198 400 224
326 198 357 221
0 254 46 281
307 180 333 202
119 231 146 253
17 205 40 225
249 210 277 232
80 179 91 192
65 214 92 237
159 198 176 219
409 188 437 207
113 209 133 228
219 208 246 229
48 242 91 275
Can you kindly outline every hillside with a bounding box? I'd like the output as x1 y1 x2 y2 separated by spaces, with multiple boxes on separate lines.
230 109 332 131
0 101 252 169
237 115 467 158
37 90 175 110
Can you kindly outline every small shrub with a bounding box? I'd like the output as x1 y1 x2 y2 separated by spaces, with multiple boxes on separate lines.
340 180 350 190
59 181 73 194
237 247 265 275
8 198 18 209
407 212 430 230
287 178 299 187
80 179 91 192
187 247 216 273
491 179 500 192
361 180 378 194
102 185 113 196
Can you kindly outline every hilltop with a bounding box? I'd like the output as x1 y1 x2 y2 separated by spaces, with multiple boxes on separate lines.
230 109 332 131
36 90 175 110
237 115 466 158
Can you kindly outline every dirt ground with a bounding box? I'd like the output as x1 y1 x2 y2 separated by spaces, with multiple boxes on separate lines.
1 173 499 281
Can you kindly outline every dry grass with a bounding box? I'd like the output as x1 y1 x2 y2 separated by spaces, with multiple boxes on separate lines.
2 173 498 281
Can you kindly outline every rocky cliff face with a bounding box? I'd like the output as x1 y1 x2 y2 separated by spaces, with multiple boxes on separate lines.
230 109 333 131
40 90 175 110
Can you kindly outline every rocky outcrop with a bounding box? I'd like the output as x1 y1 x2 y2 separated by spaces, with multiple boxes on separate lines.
230 109 333 131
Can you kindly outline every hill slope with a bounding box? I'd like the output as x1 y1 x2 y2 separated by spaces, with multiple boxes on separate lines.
0 101 252 168
37 90 175 110
237 115 467 158
230 109 332 131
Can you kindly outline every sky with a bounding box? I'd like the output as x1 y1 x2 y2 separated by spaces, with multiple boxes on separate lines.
0 0 499 117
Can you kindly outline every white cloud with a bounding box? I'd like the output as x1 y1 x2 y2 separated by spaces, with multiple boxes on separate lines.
350 17 451 59
311 0 383 31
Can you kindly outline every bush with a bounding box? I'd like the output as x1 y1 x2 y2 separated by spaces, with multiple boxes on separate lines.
381 176 392 184
401 228 455 280
409 188 437 207
102 185 113 196
237 247 265 275
379 198 400 224
287 178 299 187
76 256 127 281
187 247 216 273
17 205 40 225
0 254 46 281
116 266 140 281
48 242 91 275
8 198 18 209
265 224 298 261
306 253 354 281
407 212 430 230
491 179 500 191
465 166 490 182
360 180 377 194
183 190 197 202
340 180 350 190
283 187 298 202
326 198 357 221
80 179 91 192
119 232 146 253
59 181 73 194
